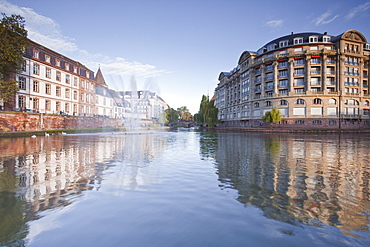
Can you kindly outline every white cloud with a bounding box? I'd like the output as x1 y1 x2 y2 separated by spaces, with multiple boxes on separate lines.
0 0 169 79
265 20 284 28
314 10 339 26
345 1 370 20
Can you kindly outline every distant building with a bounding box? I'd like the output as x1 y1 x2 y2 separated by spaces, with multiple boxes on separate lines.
215 30 370 128
7 39 96 116
1 39 169 126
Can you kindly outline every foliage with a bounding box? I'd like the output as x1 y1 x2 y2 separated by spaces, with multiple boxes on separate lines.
0 13 28 102
194 95 219 127
176 106 193 121
164 108 179 123
262 107 282 123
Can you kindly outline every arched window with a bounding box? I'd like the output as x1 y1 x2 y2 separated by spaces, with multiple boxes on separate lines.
254 102 260 108
280 100 288 105
313 98 322 104
329 98 336 104
296 99 305 105
364 100 370 106
265 101 272 107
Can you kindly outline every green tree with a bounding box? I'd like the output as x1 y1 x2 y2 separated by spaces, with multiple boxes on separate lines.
0 13 28 103
194 95 219 127
164 108 179 123
176 106 193 121
262 107 282 126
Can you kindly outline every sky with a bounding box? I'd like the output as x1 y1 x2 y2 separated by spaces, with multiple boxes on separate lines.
1 0 370 114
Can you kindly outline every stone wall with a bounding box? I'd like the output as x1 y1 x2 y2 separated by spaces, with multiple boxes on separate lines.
0 112 123 132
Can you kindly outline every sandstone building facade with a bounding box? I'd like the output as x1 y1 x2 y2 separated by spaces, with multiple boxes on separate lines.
215 30 370 128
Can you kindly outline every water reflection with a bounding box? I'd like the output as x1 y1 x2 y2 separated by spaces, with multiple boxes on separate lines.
0 132 167 245
208 132 370 238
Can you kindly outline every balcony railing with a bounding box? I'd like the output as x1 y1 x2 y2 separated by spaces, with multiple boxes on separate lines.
326 71 335 75
311 71 321 75
326 60 335 64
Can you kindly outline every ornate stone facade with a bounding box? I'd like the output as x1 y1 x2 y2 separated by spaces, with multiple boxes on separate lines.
215 30 370 128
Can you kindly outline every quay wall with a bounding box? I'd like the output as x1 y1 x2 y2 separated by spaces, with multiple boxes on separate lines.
0 112 123 133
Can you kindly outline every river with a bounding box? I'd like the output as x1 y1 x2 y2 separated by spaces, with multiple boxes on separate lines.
0 130 369 246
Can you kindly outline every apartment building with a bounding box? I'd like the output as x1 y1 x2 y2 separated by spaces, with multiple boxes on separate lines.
12 39 96 116
215 30 370 128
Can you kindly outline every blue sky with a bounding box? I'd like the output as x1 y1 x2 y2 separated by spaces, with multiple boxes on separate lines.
1 0 370 114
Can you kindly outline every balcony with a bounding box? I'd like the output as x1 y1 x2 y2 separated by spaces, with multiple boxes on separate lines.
264 85 274 90
294 61 304 66
326 71 335 75
265 75 274 81
294 72 305 76
310 71 321 75
326 60 335 64
310 82 321 86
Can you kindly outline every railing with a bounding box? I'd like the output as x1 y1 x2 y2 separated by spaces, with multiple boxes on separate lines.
326 71 335 74
326 60 335 64
311 71 321 75
294 72 305 76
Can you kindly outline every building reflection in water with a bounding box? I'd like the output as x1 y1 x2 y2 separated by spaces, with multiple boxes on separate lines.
204 132 370 237
0 133 167 245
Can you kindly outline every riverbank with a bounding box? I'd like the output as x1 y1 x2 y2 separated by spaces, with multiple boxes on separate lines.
213 126 370 133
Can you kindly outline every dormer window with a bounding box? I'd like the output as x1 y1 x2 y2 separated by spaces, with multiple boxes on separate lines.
323 36 331 42
267 44 275 51
294 37 303 45
309 36 318 43
365 43 370 50
33 50 39 59
279 40 289 48
45 55 50 63
55 59 60 67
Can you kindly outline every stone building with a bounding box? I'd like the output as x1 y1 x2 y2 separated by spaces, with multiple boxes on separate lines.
8 39 96 116
215 30 370 128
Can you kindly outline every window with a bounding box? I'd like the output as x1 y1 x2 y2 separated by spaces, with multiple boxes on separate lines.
18 77 26 90
279 89 288 95
73 66 77 73
86 71 90 78
329 120 337 125
32 98 39 110
265 101 272 107
296 99 305 104
65 63 69 70
56 71 61 81
294 58 304 65
323 36 331 42
310 46 318 50
56 59 60 67
45 84 51 94
18 96 25 109
280 100 288 105
46 68 51 78
56 86 61 97
311 58 320 64
329 98 336 104
81 93 85 102
65 103 69 113
279 70 288 78
20 60 26 71
45 55 51 63
279 40 288 48
294 37 303 44
65 88 70 98
74 90 77 100
254 102 259 108
310 77 320 85
295 120 304 124
74 77 78 86
279 61 288 68
294 78 305 86
33 63 40 74
294 68 304 76
33 80 39 92
279 79 288 87
364 100 370 106
66 74 70 84
33 50 39 58
45 100 51 111
313 120 322 125
56 101 60 112
313 98 322 104
73 104 77 115
309 36 318 43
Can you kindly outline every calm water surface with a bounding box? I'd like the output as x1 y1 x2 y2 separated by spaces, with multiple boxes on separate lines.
0 130 369 247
